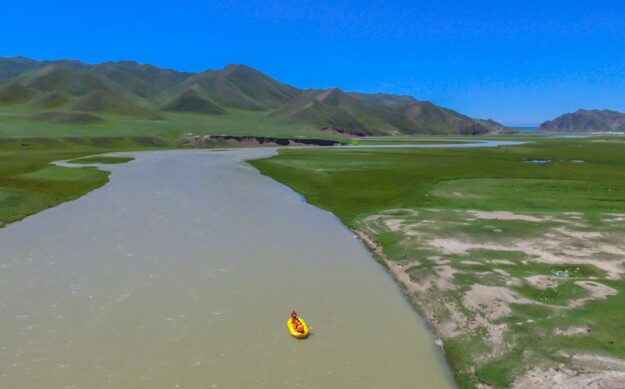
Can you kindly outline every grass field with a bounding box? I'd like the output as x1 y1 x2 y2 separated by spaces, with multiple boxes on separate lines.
0 108 348 141
69 155 135 164
350 138 473 145
250 137 625 387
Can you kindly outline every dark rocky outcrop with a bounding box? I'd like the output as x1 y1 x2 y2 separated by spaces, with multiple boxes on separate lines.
181 135 345 148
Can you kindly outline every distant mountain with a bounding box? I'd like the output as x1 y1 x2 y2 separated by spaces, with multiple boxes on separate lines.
400 101 489 135
348 92 418 107
475 119 514 133
0 56 505 135
0 57 41 81
166 64 300 112
267 89 372 134
540 109 625 132
161 89 226 115
269 88 492 135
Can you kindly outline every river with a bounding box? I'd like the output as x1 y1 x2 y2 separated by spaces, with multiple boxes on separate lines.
0 148 455 388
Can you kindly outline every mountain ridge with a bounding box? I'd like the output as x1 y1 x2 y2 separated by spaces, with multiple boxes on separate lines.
540 109 625 133
0 56 509 135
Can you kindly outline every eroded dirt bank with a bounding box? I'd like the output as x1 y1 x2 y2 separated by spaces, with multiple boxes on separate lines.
181 134 345 147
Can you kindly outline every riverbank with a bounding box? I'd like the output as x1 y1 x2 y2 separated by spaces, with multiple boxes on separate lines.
249 137 625 388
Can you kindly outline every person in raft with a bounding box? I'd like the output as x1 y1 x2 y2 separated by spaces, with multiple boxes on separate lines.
291 310 305 333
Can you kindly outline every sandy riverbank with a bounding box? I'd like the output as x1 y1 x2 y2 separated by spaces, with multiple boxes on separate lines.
354 208 625 388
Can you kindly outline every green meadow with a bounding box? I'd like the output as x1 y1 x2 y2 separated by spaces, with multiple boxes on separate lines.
0 108 348 141
251 138 625 222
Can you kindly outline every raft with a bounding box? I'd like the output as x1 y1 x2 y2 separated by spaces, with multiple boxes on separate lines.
287 317 310 339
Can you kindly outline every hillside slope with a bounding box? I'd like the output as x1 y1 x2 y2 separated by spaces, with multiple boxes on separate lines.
540 109 625 132
268 88 491 135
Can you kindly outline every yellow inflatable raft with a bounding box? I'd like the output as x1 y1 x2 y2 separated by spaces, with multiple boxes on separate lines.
287 317 310 339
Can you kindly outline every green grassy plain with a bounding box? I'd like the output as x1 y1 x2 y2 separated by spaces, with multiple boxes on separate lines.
251 138 625 222
70 155 134 164
0 108 348 141
350 138 473 145
250 137 625 387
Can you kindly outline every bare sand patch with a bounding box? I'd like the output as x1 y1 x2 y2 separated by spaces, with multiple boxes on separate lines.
432 190 483 199
493 268 511 277
569 281 617 308
517 241 625 280
428 238 498 255
492 259 516 265
554 227 602 239
438 301 468 338
554 326 589 336
604 213 625 223
514 353 625 388
505 277 523 287
426 237 624 280
598 243 625 256
386 260 430 293
527 275 559 290
513 367 625 389
469 210 546 222
435 265 459 291
463 284 532 321
572 354 625 372
384 218 404 231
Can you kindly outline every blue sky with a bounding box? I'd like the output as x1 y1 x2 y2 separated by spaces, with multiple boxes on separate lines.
2 0 624 125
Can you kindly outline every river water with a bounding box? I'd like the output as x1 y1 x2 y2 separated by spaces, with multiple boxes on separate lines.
0 148 455 388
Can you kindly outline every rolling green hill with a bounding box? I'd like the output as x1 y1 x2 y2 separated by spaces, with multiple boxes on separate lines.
267 89 372 134
0 57 42 81
0 56 509 135
161 89 226 115
268 88 492 135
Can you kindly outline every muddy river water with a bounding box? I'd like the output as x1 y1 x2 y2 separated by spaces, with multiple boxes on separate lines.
0 147 469 388
0 149 453 388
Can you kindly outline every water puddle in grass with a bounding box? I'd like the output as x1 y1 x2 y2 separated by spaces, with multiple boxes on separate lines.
523 159 586 164
344 140 526 149
525 159 552 164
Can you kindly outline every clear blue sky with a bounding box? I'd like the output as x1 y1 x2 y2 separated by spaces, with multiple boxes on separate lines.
2 0 624 125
